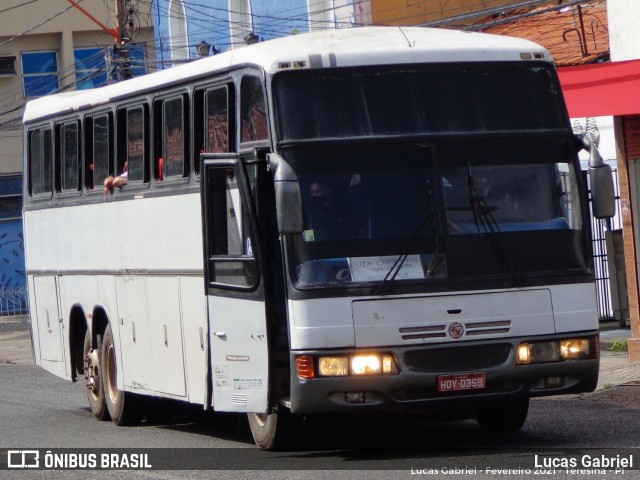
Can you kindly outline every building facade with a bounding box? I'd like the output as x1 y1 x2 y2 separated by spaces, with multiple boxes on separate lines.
607 0 640 361
0 0 154 307
151 0 372 67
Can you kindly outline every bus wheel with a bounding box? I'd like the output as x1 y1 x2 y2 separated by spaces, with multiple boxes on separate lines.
83 330 109 420
101 324 141 426
247 409 292 450
476 397 529 433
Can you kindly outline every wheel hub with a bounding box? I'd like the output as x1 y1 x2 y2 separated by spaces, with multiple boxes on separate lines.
84 348 100 395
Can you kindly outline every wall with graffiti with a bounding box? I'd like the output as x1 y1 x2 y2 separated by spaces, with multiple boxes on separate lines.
0 176 26 315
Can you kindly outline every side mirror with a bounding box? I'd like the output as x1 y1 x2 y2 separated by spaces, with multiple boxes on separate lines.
581 135 615 219
268 153 303 234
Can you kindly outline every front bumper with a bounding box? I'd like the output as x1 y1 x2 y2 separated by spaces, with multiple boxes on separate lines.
288 333 599 414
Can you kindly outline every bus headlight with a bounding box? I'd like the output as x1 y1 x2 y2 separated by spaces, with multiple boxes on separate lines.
351 355 381 375
315 353 398 377
559 339 590 360
351 354 397 375
517 338 594 365
516 342 559 365
318 357 349 377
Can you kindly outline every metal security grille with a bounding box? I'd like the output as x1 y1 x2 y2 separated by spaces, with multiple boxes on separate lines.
588 168 624 323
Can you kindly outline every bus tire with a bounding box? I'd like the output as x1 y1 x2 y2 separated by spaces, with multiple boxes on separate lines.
101 324 142 426
83 329 109 421
476 397 529 433
247 409 292 450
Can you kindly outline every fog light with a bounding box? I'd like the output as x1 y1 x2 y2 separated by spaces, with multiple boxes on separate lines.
345 392 365 403
545 376 563 388
560 339 590 360
318 356 349 376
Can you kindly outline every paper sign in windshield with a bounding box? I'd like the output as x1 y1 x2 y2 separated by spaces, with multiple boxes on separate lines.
350 255 425 282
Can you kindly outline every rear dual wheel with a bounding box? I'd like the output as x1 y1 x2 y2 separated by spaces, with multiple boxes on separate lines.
83 330 109 420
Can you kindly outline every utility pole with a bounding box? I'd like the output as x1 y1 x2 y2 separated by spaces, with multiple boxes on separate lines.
65 0 135 83
113 0 132 81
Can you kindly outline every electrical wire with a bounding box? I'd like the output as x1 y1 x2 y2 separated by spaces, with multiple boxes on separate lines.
0 0 43 15
0 0 83 50
0 0 603 134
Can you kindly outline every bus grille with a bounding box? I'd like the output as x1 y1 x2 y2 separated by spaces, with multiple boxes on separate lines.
404 343 512 373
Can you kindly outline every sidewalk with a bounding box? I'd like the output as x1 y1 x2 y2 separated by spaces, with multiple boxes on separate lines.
597 325 640 389
1 317 638 390
0 315 31 365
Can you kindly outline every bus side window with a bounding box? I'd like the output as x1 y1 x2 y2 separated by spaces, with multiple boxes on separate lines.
28 127 53 197
194 84 234 177
207 167 258 289
154 95 189 181
85 114 113 191
205 87 232 153
56 121 81 193
119 105 149 184
240 75 267 143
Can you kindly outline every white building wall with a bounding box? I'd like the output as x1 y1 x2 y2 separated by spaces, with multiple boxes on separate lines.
607 0 640 61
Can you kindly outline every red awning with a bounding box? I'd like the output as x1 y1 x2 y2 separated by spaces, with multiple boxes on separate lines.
558 59 640 118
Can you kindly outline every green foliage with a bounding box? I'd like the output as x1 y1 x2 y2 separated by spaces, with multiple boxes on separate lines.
609 341 628 351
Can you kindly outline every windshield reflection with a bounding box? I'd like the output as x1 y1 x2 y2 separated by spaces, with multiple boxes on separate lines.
284 139 588 289
294 164 445 287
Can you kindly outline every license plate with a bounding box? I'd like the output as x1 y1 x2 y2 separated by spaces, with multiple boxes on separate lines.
437 372 486 392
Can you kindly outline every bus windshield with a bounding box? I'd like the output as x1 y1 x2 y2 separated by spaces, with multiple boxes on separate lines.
283 137 588 289
275 63 587 290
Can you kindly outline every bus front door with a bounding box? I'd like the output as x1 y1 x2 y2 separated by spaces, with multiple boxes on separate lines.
202 155 270 413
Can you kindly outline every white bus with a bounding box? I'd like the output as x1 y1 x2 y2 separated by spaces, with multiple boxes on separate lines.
23 26 614 449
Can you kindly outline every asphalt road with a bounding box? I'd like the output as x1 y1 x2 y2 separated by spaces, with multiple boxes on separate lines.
1 318 639 479
1 362 640 479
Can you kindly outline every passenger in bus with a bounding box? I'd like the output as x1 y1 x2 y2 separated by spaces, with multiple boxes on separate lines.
103 161 129 195
305 179 370 240
306 180 342 240
471 176 491 202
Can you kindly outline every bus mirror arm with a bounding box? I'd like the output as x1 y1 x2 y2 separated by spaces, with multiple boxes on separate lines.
268 153 304 234
578 134 615 219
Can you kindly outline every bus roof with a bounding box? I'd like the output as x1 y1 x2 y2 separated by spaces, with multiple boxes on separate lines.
23 26 552 123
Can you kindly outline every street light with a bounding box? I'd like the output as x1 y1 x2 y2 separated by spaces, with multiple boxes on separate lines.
197 40 211 57
244 33 259 45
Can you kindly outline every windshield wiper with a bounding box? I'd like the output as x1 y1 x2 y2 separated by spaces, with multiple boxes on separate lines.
466 166 523 287
376 212 438 296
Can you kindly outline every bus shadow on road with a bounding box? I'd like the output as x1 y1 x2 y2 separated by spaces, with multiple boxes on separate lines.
141 403 574 452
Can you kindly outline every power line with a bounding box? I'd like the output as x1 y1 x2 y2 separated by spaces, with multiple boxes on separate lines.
0 0 43 15
0 0 82 50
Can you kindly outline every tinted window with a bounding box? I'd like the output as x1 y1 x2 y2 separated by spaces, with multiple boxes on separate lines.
240 75 268 143
162 96 187 179
206 87 230 153
29 128 53 196
275 63 567 140
91 115 112 190
60 122 80 192
126 106 146 182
